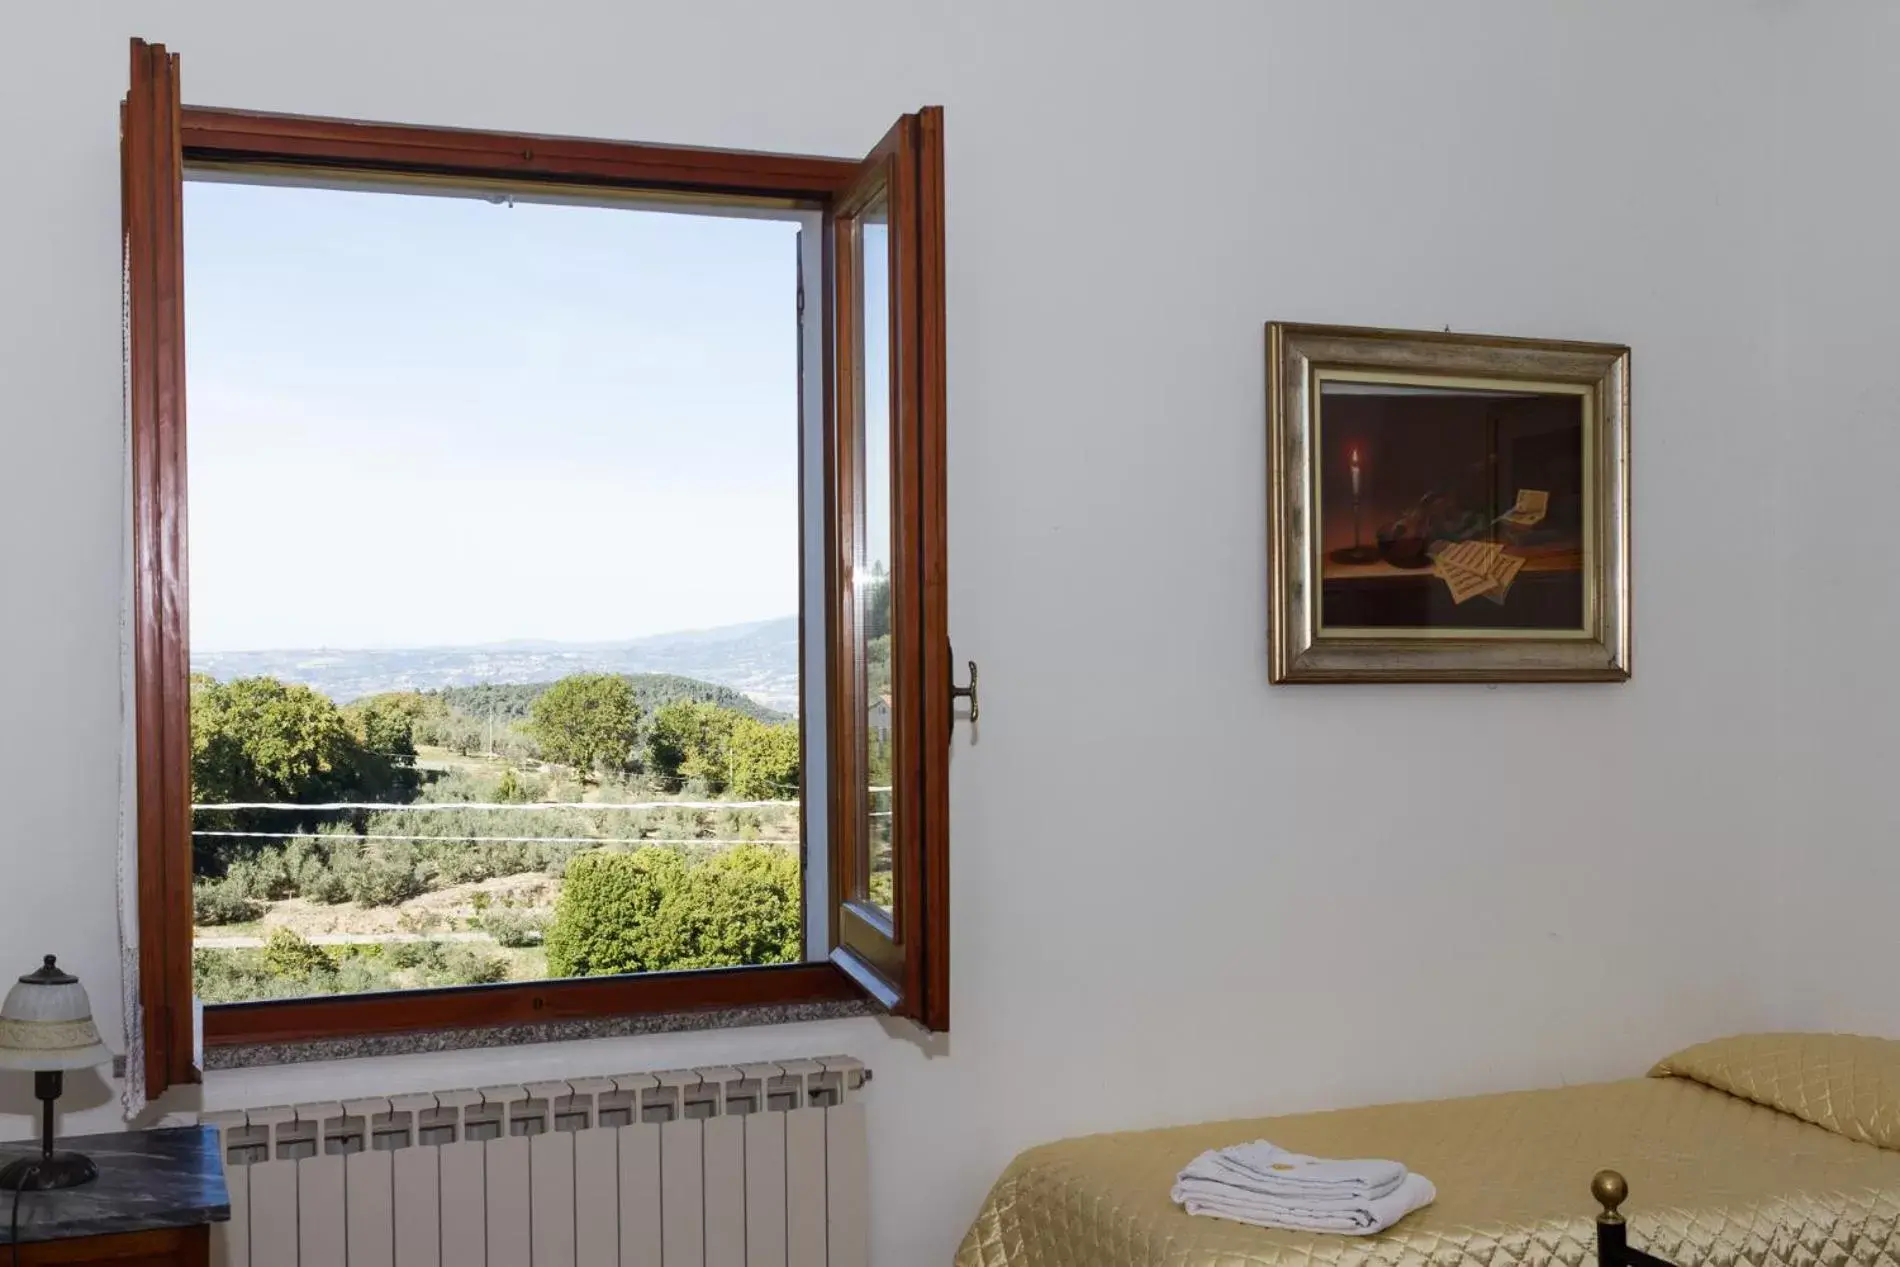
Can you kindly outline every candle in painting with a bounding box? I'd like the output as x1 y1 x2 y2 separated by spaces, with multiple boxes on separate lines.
1349 446 1361 498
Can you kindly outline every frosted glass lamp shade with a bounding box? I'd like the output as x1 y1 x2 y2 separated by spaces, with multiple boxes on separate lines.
0 956 113 1072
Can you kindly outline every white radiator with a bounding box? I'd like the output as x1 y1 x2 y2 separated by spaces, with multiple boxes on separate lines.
203 1057 868 1267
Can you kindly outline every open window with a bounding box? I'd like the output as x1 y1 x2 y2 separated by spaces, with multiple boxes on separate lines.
123 38 950 1097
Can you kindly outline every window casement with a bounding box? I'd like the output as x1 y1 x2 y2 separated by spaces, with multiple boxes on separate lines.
826 115 950 1026
123 38 951 1096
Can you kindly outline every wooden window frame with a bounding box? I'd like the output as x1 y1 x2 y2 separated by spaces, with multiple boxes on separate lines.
825 114 950 1029
123 38 949 1096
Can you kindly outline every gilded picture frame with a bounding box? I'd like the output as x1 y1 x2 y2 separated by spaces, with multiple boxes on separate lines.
1268 323 1630 683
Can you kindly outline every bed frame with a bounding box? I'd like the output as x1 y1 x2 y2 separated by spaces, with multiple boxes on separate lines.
1593 1170 1678 1267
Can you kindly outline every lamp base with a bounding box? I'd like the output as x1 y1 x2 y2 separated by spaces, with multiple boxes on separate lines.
0 1151 98 1191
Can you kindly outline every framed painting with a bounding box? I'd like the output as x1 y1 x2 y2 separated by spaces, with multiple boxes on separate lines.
1267 323 1630 683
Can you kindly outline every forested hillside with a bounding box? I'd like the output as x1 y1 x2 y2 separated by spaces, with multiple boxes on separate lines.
188 668 810 1004
431 674 787 726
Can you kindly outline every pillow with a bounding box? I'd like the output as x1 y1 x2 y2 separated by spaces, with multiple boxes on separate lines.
1651 1033 1900 1151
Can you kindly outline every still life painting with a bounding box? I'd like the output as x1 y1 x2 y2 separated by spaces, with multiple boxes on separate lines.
1268 323 1630 682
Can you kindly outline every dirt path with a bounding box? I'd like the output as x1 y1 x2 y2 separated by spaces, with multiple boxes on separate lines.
195 930 497 949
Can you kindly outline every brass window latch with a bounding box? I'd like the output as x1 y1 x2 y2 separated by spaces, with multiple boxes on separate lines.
949 649 979 733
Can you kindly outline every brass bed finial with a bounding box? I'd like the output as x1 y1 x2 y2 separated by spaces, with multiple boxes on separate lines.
1592 1169 1629 1224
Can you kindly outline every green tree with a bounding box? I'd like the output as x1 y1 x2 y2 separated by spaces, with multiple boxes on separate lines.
493 767 527 803
545 846 799 977
442 715 485 757
660 844 801 968
191 675 362 806
544 848 690 976
344 690 430 733
192 880 262 926
262 928 334 980
344 695 418 756
191 675 421 876
644 699 738 786
340 694 420 800
725 719 800 799
193 675 419 806
528 673 641 779
436 675 787 726
345 847 424 906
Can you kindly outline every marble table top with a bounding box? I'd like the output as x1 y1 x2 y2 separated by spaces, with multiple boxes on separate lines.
0 1126 229 1245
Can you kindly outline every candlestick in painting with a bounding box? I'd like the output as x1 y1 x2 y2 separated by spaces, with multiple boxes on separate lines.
1350 447 1363 551
1330 444 1379 565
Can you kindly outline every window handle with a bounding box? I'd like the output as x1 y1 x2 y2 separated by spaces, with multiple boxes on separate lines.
949 651 979 732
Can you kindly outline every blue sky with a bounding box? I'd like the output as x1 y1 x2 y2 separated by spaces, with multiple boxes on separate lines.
184 179 811 651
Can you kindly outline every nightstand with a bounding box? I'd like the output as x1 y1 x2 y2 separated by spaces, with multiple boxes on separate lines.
0 1128 228 1267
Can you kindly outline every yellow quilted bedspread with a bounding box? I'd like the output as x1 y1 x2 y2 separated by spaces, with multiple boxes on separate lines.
955 1035 1900 1267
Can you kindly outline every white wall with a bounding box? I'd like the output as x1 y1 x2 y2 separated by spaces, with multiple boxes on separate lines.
0 2 1854 1263
1774 3 1900 1035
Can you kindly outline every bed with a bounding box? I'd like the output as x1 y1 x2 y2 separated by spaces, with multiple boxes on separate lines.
955 1033 1900 1267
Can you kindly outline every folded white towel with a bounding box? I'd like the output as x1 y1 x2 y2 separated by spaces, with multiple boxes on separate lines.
1176 1142 1408 1201
1172 1170 1437 1235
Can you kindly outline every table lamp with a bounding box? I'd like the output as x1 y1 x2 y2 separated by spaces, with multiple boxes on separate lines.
0 956 114 1190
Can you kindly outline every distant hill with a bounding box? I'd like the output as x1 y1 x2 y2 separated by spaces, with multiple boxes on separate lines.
191 617 799 711
432 675 788 725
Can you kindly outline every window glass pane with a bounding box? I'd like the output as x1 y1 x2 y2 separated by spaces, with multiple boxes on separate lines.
183 179 811 1003
856 198 894 913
